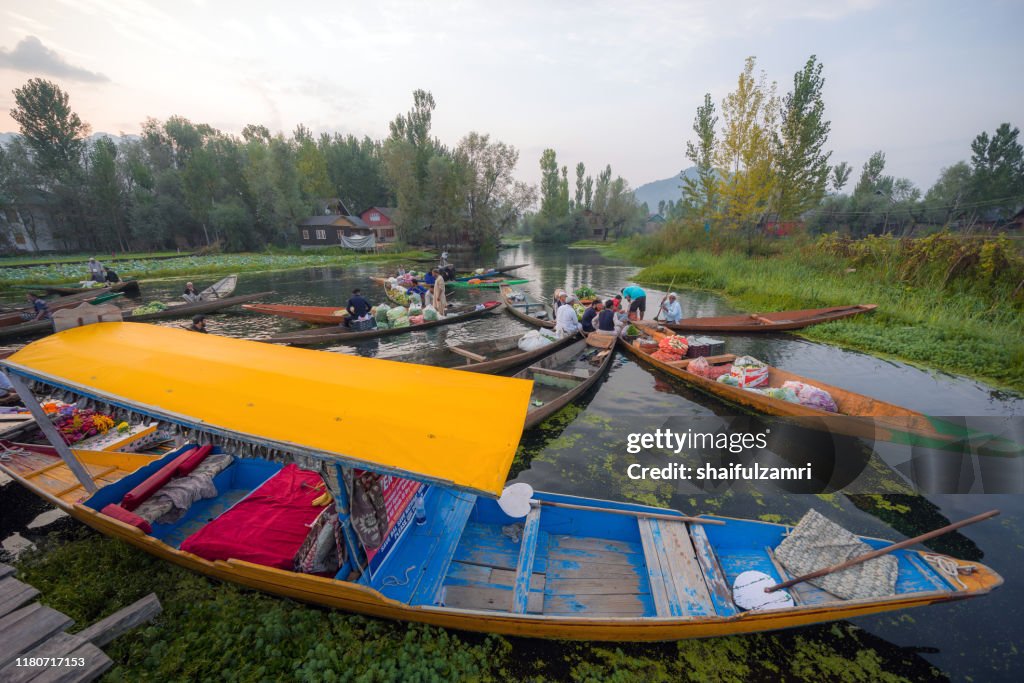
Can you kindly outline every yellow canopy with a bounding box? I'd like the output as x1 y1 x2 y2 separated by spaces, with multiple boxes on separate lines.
2 323 533 496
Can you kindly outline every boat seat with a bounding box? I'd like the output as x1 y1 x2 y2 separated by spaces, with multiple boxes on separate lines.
120 446 201 510
512 504 543 613
637 518 715 617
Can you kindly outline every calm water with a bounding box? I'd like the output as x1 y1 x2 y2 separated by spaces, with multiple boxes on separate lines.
2 243 1022 681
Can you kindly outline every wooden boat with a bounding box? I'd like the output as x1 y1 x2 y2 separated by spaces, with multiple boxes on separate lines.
0 291 123 328
38 279 142 296
664 305 878 333
0 291 272 341
453 269 501 282
495 263 528 274
242 303 349 325
619 327 1022 454
516 335 616 429
450 278 529 289
263 301 503 345
443 333 578 374
499 284 554 329
0 323 1002 641
196 274 238 300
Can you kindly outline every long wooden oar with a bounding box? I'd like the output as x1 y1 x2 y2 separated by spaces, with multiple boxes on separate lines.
653 275 678 322
765 509 1000 593
536 498 725 525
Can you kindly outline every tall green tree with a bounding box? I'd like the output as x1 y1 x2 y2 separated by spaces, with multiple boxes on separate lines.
715 57 779 241
970 123 1024 220
830 161 851 193
775 55 831 221
574 162 586 208
682 93 719 219
383 90 441 242
9 78 89 179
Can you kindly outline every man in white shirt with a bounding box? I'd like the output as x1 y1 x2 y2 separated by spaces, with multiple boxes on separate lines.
660 293 683 323
554 295 583 338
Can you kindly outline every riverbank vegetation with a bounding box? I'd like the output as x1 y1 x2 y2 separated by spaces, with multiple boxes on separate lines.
0 249 429 289
630 228 1024 391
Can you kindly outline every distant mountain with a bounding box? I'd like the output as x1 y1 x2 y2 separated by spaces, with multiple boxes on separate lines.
633 167 700 213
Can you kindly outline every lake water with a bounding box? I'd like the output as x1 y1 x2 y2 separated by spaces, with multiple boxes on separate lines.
1 243 1021 680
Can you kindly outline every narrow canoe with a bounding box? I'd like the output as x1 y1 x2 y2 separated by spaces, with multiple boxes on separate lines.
0 291 272 341
500 284 554 329
243 303 349 325
0 325 1002 641
197 274 238 300
262 301 504 345
664 305 877 333
516 334 616 429
453 269 501 281
39 279 142 296
0 291 123 328
450 278 529 289
618 327 1020 453
495 263 528 273
443 332 579 374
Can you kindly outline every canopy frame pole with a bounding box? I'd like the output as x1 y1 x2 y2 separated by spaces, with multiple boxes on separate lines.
4 370 98 493
331 463 367 574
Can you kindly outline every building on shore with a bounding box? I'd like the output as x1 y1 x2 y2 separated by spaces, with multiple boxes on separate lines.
359 207 399 244
297 199 375 250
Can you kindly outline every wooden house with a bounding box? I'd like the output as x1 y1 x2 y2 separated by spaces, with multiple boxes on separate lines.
297 199 374 249
359 207 398 243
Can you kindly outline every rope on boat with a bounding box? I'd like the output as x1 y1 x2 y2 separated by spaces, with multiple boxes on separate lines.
922 553 974 590
0 443 33 462
382 564 417 587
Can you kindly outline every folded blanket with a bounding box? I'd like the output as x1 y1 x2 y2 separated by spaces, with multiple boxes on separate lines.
135 454 234 524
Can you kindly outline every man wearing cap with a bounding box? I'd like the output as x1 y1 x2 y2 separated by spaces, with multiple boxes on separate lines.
660 292 683 323
190 314 208 333
554 294 582 338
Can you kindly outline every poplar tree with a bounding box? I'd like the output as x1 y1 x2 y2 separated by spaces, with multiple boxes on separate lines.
775 55 831 221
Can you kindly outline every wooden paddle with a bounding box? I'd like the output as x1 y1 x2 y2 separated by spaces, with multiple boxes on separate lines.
653 275 678 322
764 509 1000 593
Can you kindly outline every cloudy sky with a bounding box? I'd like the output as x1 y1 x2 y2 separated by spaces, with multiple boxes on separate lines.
0 0 1021 192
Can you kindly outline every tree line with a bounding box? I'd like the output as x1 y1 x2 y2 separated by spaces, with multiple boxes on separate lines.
0 81 533 253
670 55 1023 242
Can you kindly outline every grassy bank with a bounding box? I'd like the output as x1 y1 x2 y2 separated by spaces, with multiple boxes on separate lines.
0 252 184 268
0 250 430 289
14 527 938 682
631 233 1024 392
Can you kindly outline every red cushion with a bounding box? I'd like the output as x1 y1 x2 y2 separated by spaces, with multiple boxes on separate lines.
179 464 325 569
121 447 197 511
100 504 153 534
176 444 214 477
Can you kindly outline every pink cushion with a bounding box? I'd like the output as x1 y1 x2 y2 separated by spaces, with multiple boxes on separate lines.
176 444 214 477
100 504 153 533
121 447 196 511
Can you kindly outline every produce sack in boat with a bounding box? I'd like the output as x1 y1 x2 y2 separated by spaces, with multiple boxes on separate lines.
386 306 407 323
423 305 439 321
392 316 410 328
729 356 769 388
374 303 390 322
518 330 553 352
657 335 689 359
762 386 800 403
409 315 425 325
782 381 839 412
775 508 898 600
408 302 423 316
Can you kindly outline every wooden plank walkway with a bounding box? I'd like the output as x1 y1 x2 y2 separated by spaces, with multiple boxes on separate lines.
0 562 161 682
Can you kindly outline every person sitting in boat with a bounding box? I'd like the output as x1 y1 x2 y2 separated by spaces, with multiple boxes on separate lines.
345 288 372 327
183 282 201 303
190 314 208 333
621 285 647 320
581 299 602 333
405 280 428 306
553 290 568 311
87 257 104 282
440 265 456 282
554 295 582 338
103 266 120 284
26 293 50 321
422 269 437 286
660 292 682 323
440 251 450 267
596 299 617 334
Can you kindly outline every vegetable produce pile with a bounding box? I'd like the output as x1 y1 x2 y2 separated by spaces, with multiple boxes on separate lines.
131 301 168 315
574 285 596 300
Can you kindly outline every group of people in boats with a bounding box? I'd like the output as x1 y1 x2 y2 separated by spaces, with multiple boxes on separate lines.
391 266 450 316
550 285 683 338
87 257 121 284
